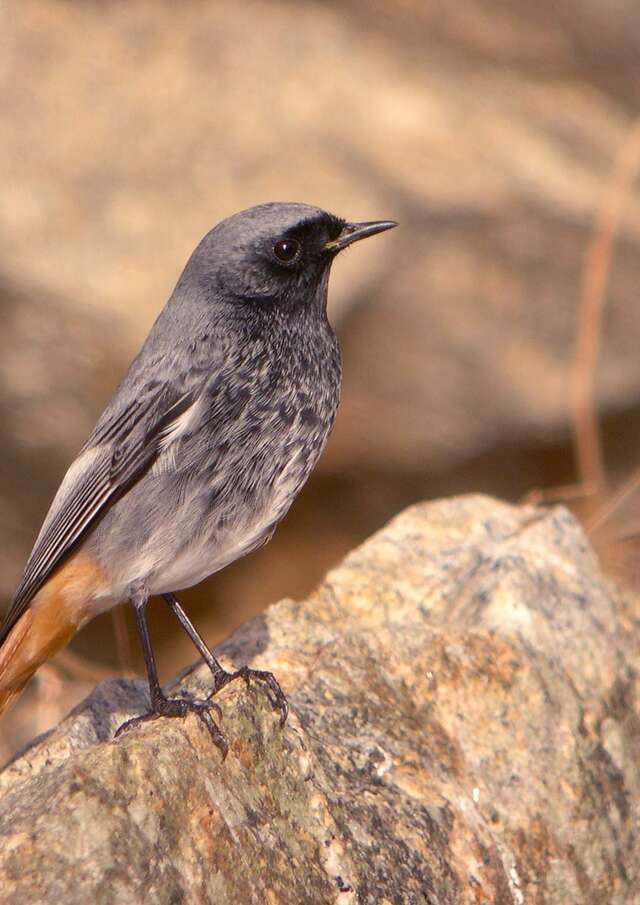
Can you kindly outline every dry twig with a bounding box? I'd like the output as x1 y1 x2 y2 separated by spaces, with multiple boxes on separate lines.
572 119 640 512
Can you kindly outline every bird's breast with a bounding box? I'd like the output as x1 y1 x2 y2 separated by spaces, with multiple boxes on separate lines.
87 327 341 597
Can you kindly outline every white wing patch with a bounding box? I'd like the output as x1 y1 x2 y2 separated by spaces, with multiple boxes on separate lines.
152 396 203 474
159 396 202 450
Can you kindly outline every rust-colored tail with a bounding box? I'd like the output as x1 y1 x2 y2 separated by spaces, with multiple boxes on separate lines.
0 550 105 718
0 609 37 717
0 686 25 719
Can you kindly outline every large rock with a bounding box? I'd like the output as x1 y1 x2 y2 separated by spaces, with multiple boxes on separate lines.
0 495 638 904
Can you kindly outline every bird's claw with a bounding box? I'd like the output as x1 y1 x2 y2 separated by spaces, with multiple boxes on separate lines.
115 693 228 759
114 666 287 760
212 665 289 727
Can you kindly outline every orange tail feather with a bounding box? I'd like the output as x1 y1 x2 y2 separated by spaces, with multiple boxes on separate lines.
0 610 36 716
0 550 107 717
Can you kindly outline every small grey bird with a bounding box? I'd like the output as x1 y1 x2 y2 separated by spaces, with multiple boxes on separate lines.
0 202 396 754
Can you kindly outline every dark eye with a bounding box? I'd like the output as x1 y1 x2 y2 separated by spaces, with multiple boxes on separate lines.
273 238 301 264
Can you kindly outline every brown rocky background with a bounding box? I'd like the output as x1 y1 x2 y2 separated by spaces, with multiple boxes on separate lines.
1 0 640 760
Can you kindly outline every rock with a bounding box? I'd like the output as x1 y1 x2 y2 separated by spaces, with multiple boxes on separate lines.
0 495 638 904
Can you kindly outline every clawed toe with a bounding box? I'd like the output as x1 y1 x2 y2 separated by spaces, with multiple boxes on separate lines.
114 665 287 763
114 712 155 738
158 594 289 737
114 694 228 758
213 665 289 727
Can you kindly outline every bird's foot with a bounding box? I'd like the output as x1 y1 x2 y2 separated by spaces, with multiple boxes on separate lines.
212 665 288 727
115 692 228 758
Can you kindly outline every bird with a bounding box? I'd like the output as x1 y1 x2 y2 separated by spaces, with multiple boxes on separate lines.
0 202 396 755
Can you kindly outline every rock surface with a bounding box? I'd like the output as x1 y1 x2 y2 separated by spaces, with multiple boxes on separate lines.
0 495 638 904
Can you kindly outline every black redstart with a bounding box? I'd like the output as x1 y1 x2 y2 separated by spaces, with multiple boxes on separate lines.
0 202 396 755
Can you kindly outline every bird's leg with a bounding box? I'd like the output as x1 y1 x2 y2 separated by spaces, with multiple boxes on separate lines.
162 593 227 681
115 588 228 757
162 592 288 727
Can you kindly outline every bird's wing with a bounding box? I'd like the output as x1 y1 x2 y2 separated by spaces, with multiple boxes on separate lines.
1 381 200 642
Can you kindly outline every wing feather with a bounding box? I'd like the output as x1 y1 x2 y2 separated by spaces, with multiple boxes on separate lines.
1 385 198 643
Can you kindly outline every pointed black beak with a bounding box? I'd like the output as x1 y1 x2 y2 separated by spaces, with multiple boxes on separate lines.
324 219 397 253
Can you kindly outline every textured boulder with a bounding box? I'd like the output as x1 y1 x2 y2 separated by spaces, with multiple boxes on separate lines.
0 495 638 904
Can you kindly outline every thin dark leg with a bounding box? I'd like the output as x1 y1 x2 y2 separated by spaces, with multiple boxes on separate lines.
131 592 163 701
163 592 288 727
115 590 228 757
162 593 227 680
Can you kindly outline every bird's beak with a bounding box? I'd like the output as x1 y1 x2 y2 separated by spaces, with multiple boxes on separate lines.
323 219 397 253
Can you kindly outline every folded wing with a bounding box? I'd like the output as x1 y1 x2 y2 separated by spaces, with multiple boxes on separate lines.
1 385 199 644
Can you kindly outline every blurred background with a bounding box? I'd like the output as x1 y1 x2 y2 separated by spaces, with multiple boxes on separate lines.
2 0 640 758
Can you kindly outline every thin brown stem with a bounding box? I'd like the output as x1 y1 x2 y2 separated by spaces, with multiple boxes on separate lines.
587 464 640 537
571 119 640 500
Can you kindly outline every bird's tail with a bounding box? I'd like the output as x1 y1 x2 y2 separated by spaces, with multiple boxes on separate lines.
0 574 88 719
0 609 37 718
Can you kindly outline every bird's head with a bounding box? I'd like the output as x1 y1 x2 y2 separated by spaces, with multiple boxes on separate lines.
181 202 396 317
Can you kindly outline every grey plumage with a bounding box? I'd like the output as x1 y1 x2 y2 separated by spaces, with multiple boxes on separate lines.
2 202 396 745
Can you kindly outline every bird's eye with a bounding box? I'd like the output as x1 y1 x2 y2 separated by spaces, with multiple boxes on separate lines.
273 238 301 264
